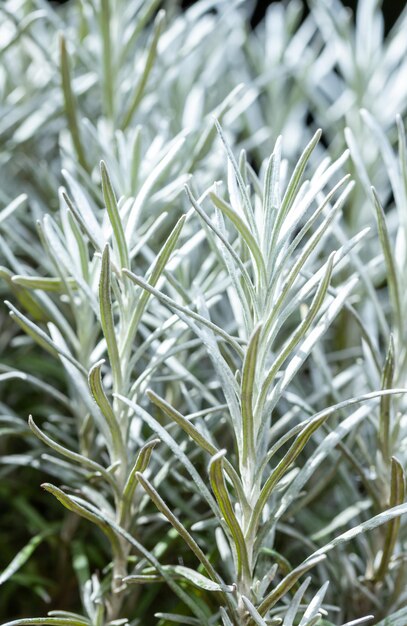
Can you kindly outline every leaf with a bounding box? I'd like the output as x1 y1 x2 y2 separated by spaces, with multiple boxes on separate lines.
241 323 262 463
126 564 234 593
311 500 371 541
100 161 129 269
262 136 282 255
154 615 201 626
341 617 374 626
208 451 250 581
397 114 407 200
122 269 243 357
118 439 160 523
379 335 395 463
215 119 257 236
373 607 407 626
122 573 162 584
74 497 214 624
121 214 186 357
306 500 407 561
210 191 267 285
119 0 162 64
66 209 90 282
146 390 246 508
2 618 90 626
282 578 311 626
42 483 123 557
126 135 186 241
59 35 88 172
0 266 46 321
274 389 407 521
220 608 234 626
257 555 326 616
298 581 329 626
99 245 122 391
88 360 125 464
114 395 220 517
185 184 256 313
39 215 95 339
372 187 401 330
248 412 330 539
120 11 165 129
264 277 359 423
0 194 27 225
190 84 245 166
5 301 87 376
135 471 221 585
12 275 77 292
241 596 268 626
273 176 351 278
258 253 335 413
168 565 234 592
47 614 89 623
0 532 49 586
28 416 117 493
374 456 405 581
99 0 114 118
264 193 343 341
61 189 103 253
272 129 322 243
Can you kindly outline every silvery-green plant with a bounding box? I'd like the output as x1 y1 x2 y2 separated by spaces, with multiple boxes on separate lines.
1 0 407 625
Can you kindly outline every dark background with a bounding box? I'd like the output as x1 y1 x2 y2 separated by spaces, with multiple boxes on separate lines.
50 0 406 33
248 0 405 31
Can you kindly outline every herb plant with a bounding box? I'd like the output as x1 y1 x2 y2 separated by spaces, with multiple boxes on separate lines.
1 1 407 625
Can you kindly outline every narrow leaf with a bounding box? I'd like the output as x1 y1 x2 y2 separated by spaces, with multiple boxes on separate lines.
241 323 262 463
146 389 247 508
100 161 129 269
372 187 402 331
257 555 326 616
12 275 77 292
2 619 89 626
99 245 122 391
5 301 86 376
119 439 160 523
121 11 165 129
307 501 407 560
241 596 268 626
135 472 222 586
209 451 250 581
59 35 88 172
379 335 395 463
375 456 405 581
28 416 117 493
123 269 243 357
249 412 330 538
0 533 48 586
41 484 121 553
122 215 185 356
88 360 125 463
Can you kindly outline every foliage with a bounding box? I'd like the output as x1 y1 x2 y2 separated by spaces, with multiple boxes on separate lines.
1 0 407 625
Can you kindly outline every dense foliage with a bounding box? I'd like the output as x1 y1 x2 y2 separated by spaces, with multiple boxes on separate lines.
1 1 407 625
